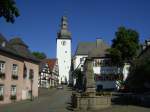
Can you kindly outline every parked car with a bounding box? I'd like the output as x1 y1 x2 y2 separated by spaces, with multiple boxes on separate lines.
57 85 63 89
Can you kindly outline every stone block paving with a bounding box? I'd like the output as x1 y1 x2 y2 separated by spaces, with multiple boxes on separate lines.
0 86 72 112
0 87 150 112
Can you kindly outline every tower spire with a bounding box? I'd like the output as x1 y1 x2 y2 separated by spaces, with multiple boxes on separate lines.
61 16 68 30
57 16 71 39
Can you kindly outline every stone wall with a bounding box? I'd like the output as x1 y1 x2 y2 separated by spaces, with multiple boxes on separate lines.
72 92 111 111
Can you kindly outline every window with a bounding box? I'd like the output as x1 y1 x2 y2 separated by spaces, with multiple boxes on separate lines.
0 61 5 79
61 41 66 46
0 84 4 100
0 61 5 73
11 85 16 96
12 64 18 76
80 58 83 63
12 64 18 80
10 85 17 100
23 65 27 79
93 59 100 67
0 84 4 96
29 69 34 79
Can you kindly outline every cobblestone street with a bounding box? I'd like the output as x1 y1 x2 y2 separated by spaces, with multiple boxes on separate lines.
0 86 72 112
0 86 150 112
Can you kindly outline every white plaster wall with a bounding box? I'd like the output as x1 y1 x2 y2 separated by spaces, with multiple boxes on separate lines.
94 66 119 89
57 39 71 83
74 55 87 70
92 58 120 90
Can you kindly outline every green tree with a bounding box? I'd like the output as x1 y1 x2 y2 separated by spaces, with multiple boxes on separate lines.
0 0 19 23
32 52 47 60
126 48 150 92
107 48 122 66
108 26 140 66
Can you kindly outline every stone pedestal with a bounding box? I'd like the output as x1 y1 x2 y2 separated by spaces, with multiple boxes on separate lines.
72 92 111 110
72 58 111 111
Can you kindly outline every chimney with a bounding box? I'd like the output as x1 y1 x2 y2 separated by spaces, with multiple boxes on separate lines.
96 38 103 48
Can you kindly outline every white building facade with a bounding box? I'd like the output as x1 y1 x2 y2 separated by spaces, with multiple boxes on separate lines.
73 39 122 90
56 16 71 84
92 58 121 90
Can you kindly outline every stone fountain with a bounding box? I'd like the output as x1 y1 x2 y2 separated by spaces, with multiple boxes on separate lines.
72 57 111 111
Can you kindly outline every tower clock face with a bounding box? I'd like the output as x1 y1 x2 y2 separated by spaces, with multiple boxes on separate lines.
61 41 66 46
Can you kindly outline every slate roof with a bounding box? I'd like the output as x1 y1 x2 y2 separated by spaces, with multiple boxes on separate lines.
0 34 39 63
75 42 95 55
88 47 109 58
75 39 110 58
9 37 28 47
0 33 7 44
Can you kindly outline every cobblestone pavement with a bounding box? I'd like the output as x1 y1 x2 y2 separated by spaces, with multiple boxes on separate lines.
0 86 73 112
0 86 150 112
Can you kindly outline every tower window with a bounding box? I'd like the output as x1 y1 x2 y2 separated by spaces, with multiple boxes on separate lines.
61 41 66 46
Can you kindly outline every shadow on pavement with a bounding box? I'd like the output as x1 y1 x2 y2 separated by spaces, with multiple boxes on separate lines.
66 101 74 111
111 93 150 108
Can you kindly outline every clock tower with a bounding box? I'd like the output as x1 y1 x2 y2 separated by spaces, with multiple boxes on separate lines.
56 16 71 84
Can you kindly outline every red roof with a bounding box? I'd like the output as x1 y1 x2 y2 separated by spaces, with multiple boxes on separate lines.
40 58 57 71
47 59 57 70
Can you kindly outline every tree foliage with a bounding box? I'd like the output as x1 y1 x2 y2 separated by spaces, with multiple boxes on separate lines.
108 26 140 66
126 48 150 92
0 0 19 23
107 48 122 66
74 69 84 90
32 51 47 60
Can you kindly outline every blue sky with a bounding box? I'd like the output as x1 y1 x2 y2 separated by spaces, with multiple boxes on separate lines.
0 0 150 58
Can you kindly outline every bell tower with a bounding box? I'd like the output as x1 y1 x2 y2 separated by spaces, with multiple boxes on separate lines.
56 16 71 84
